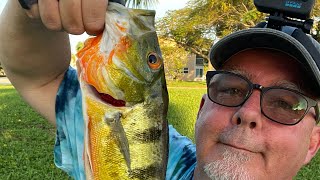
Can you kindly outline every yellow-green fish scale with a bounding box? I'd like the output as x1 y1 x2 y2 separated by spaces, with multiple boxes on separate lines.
86 97 129 179
105 64 145 102
86 94 166 179
122 105 165 170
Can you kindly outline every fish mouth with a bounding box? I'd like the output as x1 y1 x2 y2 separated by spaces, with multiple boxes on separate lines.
89 85 126 107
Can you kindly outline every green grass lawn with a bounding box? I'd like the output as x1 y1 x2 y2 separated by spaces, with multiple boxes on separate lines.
167 81 206 141
0 85 71 179
1 84 320 179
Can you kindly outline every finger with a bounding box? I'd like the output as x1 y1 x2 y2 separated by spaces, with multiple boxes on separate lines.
82 0 107 35
38 0 62 31
25 3 40 19
59 0 85 35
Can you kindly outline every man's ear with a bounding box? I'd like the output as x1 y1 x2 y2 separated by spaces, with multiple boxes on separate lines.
197 94 206 119
304 126 320 164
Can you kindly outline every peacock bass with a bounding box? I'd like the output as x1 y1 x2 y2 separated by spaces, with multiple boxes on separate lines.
76 3 169 179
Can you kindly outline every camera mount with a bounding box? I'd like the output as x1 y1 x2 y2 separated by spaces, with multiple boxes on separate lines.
254 0 316 34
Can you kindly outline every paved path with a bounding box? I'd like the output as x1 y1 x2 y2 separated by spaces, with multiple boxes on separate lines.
0 77 11 85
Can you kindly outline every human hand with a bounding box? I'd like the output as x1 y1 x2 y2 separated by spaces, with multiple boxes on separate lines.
19 0 108 35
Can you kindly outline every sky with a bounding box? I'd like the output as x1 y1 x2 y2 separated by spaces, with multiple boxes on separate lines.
0 0 188 53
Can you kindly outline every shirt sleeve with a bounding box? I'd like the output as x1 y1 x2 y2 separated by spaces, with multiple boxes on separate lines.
54 67 86 179
166 125 197 180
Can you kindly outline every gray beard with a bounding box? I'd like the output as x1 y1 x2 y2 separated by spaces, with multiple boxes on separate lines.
203 148 254 180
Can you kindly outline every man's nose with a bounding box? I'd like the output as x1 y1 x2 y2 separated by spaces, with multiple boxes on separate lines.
231 90 263 129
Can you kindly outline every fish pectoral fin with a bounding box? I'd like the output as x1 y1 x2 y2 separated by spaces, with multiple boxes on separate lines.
121 107 136 118
84 148 94 180
104 112 131 171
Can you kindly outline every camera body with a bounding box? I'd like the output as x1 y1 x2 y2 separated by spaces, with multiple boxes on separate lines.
254 0 315 20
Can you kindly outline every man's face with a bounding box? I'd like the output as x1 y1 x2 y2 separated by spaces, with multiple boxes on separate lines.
194 49 320 180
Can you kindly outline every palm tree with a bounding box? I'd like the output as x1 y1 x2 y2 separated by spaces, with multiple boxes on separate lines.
125 0 159 9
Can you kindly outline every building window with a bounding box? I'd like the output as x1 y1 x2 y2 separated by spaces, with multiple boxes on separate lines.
196 68 203 77
183 68 189 74
196 55 204 66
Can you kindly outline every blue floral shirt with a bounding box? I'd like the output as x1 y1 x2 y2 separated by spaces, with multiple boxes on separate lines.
54 67 197 179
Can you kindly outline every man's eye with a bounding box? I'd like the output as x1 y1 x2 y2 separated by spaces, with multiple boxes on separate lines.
273 100 293 110
221 88 242 96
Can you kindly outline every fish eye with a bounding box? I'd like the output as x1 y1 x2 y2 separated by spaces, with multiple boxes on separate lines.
149 54 157 64
147 53 162 69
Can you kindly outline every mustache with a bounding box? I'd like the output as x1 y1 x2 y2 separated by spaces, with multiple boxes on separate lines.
218 127 265 153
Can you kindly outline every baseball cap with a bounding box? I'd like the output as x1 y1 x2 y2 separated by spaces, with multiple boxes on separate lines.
209 25 320 90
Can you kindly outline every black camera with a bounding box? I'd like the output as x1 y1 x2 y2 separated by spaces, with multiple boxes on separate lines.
254 0 315 20
254 0 316 33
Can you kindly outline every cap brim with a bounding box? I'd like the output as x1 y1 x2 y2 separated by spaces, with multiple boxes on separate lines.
209 28 320 89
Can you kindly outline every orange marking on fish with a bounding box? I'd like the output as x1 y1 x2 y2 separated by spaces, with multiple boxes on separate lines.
108 49 115 65
115 23 127 32
77 35 102 58
77 35 105 92
115 36 132 56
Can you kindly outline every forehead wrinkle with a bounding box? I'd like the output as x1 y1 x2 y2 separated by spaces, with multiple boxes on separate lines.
222 65 303 92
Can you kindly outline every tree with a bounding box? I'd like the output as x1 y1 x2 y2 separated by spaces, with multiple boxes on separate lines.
159 38 189 80
76 41 84 52
311 3 320 41
157 0 320 62
125 0 158 8
157 7 213 64
157 0 265 63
